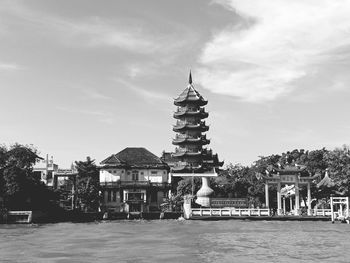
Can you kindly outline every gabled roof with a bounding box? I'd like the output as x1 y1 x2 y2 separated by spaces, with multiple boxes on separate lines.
100 147 168 169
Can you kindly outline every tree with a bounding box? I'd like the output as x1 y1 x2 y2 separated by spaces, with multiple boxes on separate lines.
176 177 201 197
75 157 100 212
0 144 58 210
325 145 350 196
2 144 40 209
160 194 182 212
214 163 251 198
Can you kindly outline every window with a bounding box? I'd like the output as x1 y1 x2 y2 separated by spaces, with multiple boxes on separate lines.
107 190 111 202
113 170 117 174
151 191 158 202
132 171 139 181
140 172 144 175
113 191 117 202
151 171 158 175
127 192 144 201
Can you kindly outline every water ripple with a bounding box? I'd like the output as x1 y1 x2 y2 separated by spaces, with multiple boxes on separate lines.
1 220 350 262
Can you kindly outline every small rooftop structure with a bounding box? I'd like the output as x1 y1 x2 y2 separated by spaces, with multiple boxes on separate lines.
317 169 335 188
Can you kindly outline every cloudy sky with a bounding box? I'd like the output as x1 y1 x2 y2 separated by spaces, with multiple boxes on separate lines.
1 0 350 167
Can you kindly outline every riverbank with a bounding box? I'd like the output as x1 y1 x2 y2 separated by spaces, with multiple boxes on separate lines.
1 211 333 223
0 211 183 224
190 215 331 221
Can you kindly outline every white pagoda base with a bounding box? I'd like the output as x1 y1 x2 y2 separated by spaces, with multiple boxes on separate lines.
171 170 217 207
195 177 214 207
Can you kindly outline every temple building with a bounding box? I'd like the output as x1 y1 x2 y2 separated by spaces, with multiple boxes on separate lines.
171 72 223 206
99 147 170 213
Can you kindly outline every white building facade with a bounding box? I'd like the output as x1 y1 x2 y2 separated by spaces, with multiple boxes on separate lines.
99 147 170 213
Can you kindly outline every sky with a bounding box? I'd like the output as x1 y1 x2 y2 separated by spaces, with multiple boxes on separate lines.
1 0 350 168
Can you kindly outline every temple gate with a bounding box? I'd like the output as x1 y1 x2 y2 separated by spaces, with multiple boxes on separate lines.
259 165 319 216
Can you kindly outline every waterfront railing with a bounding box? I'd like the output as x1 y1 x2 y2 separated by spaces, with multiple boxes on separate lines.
312 208 332 217
191 208 270 217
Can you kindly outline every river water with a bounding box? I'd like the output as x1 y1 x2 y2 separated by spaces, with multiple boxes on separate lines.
1 220 349 263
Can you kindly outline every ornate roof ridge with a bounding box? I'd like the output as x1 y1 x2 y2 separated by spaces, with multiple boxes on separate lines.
174 73 207 105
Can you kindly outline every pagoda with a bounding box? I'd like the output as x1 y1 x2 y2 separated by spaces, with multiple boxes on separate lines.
171 72 223 206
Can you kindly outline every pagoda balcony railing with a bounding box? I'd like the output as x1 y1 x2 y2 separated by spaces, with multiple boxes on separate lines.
174 148 201 154
174 134 208 141
174 147 187 153
175 120 196 126
175 134 190 139
174 134 202 140
175 120 206 126
175 107 206 114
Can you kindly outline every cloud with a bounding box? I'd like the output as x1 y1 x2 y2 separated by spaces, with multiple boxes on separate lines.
56 106 114 124
80 88 111 101
113 77 170 102
0 63 20 71
0 2 189 55
198 0 350 102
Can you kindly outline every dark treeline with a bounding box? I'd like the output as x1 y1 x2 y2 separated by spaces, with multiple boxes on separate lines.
0 144 100 214
1 143 350 212
0 144 59 213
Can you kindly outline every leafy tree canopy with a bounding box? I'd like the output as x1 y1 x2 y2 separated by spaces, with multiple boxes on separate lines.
74 157 100 212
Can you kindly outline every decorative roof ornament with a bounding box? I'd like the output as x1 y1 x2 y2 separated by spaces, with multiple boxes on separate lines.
316 169 335 188
174 73 208 106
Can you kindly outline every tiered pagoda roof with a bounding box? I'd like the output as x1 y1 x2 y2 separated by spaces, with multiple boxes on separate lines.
174 107 209 119
174 77 208 106
173 120 209 132
172 134 210 145
171 72 223 174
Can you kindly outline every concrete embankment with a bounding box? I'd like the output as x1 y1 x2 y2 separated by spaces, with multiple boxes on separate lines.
190 215 331 221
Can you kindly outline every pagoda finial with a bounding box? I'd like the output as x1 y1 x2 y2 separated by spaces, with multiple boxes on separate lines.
189 70 192 85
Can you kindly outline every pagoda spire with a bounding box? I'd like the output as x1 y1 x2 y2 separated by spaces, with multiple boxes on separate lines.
189 70 192 85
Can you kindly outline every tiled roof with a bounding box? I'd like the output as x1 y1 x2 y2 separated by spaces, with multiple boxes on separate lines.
100 154 125 165
174 84 207 105
100 147 168 169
